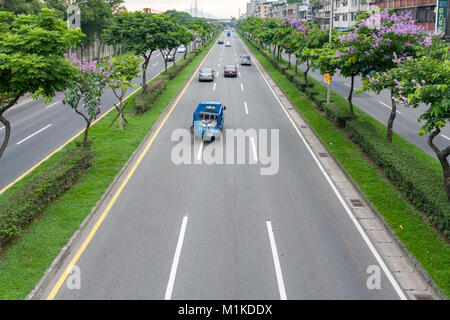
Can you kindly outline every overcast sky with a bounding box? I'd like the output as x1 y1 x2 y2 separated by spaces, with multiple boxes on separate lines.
123 0 249 19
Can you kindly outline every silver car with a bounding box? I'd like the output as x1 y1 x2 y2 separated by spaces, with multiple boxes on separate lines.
199 68 215 81
225 41 231 47
240 54 251 65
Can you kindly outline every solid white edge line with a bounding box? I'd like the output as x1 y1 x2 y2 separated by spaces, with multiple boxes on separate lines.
244 102 248 114
246 37 407 300
379 101 401 114
250 136 258 162
16 124 52 145
165 216 189 300
266 221 287 300
197 140 204 161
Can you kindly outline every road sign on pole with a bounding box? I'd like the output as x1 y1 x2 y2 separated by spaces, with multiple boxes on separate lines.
435 0 447 33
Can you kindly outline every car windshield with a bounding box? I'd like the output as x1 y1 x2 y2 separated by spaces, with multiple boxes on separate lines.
242 55 250 59
225 66 235 71
201 69 212 74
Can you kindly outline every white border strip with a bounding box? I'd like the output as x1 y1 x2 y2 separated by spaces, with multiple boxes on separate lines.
246 37 407 300
17 124 52 145
165 216 189 300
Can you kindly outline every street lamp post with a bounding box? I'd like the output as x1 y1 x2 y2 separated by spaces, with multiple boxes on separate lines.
67 0 86 57
326 0 334 103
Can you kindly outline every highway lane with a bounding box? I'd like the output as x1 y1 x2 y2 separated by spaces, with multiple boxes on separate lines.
44 31 401 299
279 49 450 157
0 47 192 191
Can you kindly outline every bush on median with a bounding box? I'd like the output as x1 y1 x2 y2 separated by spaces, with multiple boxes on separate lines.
346 120 450 235
0 147 94 247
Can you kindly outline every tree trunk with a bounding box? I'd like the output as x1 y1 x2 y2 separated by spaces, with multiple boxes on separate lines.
141 54 150 93
347 74 355 120
295 57 298 74
428 128 450 199
288 53 291 69
387 89 397 144
303 60 310 85
83 122 90 149
0 96 20 160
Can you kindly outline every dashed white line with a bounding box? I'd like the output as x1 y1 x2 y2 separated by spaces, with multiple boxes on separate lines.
379 101 401 114
441 134 450 141
239 72 241 77
152 63 159 67
216 71 219 77
266 221 287 300
244 102 248 114
213 83 216 91
218 63 221 68
165 216 189 300
241 83 244 91
46 101 61 109
17 124 52 145
344 83 351 87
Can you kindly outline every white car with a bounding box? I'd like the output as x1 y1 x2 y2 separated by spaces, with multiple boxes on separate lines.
177 45 186 53
225 41 231 47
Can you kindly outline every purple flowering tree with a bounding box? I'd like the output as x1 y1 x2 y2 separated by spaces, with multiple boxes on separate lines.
354 10 437 142
102 53 142 130
64 55 110 148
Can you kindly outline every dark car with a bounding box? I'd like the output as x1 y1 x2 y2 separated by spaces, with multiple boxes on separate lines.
218 39 224 44
167 53 175 62
224 65 237 77
240 54 251 66
199 67 215 81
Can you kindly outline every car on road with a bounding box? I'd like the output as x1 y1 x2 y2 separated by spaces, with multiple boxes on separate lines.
240 54 251 66
225 41 231 47
199 67 216 82
177 45 186 53
218 39 224 44
191 102 226 142
167 52 175 62
224 65 237 77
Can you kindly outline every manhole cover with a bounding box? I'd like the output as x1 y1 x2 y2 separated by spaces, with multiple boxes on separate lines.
349 199 364 207
414 294 433 300
318 153 328 157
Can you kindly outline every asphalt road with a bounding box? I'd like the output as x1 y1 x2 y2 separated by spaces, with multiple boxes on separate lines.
279 50 450 157
0 46 193 191
43 32 402 299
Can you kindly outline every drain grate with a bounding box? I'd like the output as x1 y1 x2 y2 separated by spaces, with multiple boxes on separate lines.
414 294 433 300
287 107 294 110
318 153 328 158
349 199 365 207
300 125 307 128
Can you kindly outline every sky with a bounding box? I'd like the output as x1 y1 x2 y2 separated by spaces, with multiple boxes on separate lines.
123 0 249 19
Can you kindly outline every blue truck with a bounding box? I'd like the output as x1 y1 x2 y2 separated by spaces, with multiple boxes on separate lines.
191 102 226 142
227 31 231 36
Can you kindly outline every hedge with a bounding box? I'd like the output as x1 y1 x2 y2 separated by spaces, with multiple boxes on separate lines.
0 147 94 247
346 121 450 234
134 79 167 115
323 102 352 128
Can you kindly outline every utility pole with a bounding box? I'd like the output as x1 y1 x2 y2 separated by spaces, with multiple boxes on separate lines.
194 0 198 18
326 0 334 104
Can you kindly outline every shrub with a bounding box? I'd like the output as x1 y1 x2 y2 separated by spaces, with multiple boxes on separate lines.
322 102 352 128
134 79 167 114
346 121 450 235
0 147 94 247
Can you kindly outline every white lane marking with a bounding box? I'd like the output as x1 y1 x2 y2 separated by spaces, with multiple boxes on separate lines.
0 126 4 130
244 102 248 114
248 40 407 300
266 221 287 300
344 83 351 87
165 216 189 300
379 101 401 114
441 134 450 141
197 140 204 160
218 63 221 68
250 137 258 162
16 124 52 145
213 83 216 91
239 72 241 77
216 71 219 77
46 101 61 109
241 83 244 91
152 63 159 67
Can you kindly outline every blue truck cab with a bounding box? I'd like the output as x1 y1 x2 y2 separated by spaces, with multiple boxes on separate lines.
191 102 226 141
227 31 231 36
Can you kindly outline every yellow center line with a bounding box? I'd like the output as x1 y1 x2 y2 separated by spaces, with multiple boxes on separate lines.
46 40 216 300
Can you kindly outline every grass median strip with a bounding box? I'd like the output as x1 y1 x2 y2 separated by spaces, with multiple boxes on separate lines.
241 34 450 298
0 34 219 300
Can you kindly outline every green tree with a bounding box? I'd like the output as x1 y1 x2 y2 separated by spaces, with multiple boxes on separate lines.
0 0 44 15
0 9 84 159
103 12 167 93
